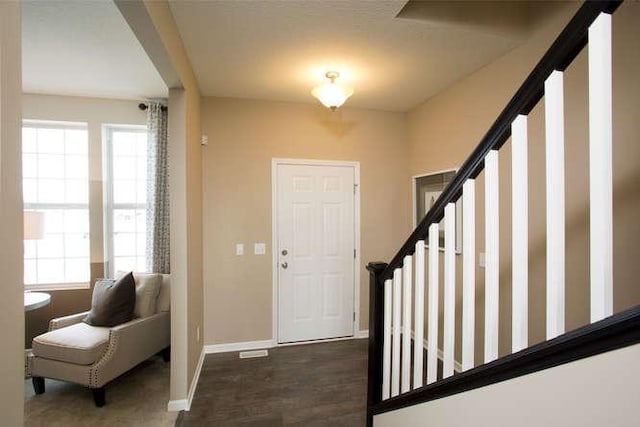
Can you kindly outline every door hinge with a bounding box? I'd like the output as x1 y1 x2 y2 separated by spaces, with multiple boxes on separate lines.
353 312 356 322
354 249 356 259
353 183 358 195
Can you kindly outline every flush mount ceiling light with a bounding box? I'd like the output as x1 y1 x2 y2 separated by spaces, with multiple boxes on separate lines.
311 71 354 111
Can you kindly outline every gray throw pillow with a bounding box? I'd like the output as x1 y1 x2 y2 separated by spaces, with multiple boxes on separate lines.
84 272 136 327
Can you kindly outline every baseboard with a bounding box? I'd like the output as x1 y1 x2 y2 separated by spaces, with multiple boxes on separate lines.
205 335 368 353
167 399 188 412
410 331 463 373
186 346 206 410
204 339 275 354
167 345 206 412
357 329 462 371
356 329 369 339
277 335 356 347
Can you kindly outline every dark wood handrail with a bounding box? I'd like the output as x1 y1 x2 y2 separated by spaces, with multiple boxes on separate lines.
381 0 622 282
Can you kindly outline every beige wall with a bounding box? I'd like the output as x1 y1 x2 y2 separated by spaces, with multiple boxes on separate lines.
375 343 640 426
21 94 147 346
407 1 640 363
142 0 203 403
201 98 410 344
0 2 24 424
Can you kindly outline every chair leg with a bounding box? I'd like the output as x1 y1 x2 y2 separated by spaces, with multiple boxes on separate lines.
92 387 106 407
32 377 45 395
161 346 171 362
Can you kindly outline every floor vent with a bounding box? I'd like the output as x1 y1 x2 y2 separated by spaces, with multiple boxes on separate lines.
239 349 269 359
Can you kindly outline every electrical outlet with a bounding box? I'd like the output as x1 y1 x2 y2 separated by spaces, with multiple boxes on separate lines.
236 243 244 256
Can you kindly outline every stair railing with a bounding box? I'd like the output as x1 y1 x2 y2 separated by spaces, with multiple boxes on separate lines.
366 1 637 425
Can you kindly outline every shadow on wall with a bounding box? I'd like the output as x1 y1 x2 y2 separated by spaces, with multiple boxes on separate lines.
314 108 359 138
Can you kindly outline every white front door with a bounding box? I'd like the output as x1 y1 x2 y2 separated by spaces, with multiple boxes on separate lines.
276 162 356 343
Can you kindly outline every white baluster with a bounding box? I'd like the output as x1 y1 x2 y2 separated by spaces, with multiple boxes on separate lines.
462 179 475 370
401 256 412 393
545 70 565 339
443 203 456 378
391 268 402 397
589 13 613 323
485 150 499 363
413 240 425 388
427 223 439 384
512 115 529 352
382 279 392 400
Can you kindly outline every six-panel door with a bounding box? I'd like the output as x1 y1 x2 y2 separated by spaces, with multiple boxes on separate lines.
276 163 356 343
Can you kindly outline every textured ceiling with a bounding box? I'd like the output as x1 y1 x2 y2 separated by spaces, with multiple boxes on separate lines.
22 0 167 100
167 0 560 112
22 0 568 109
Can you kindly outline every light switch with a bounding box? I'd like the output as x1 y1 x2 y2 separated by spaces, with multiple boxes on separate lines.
479 252 486 268
254 243 266 255
236 244 244 256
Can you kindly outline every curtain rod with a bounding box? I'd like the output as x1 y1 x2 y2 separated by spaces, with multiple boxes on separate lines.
138 103 168 112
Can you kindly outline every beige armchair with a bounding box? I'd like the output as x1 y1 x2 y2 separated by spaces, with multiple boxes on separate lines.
29 274 171 407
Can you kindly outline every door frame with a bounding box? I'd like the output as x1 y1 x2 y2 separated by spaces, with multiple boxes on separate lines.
271 158 361 345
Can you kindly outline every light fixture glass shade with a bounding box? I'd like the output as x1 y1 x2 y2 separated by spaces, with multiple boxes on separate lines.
311 72 354 111
24 211 45 240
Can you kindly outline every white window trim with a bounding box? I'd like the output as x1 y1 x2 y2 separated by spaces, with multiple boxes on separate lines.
22 120 92 290
102 124 148 277
23 119 87 130
26 282 90 292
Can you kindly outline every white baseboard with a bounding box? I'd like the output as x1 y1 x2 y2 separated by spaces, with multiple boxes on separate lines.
167 399 188 412
186 346 206 409
205 334 369 353
204 339 275 354
356 329 369 339
354 328 462 371
411 331 463 373
277 335 356 347
167 345 206 412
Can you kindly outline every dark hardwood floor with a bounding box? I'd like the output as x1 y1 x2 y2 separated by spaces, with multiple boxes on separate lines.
176 339 368 426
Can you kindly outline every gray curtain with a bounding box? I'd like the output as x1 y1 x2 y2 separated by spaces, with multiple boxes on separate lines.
145 102 170 274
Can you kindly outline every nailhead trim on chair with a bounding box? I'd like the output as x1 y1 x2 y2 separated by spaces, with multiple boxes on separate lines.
25 350 34 379
89 330 120 388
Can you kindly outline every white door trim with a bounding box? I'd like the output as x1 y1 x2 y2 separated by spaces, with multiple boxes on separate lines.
271 158 361 344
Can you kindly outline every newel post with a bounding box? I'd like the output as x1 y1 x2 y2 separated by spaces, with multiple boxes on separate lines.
366 261 388 427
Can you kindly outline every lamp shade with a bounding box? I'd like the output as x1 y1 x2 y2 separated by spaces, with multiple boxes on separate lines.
311 71 354 111
24 211 45 240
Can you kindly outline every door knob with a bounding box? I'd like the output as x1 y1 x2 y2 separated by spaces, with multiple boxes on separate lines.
281 262 288 269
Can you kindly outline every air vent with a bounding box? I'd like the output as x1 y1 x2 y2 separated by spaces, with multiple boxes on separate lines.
239 349 269 359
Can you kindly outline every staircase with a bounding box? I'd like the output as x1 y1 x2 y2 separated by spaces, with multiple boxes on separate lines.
365 1 639 425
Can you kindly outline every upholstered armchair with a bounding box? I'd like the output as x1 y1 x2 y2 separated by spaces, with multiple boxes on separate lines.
28 273 171 406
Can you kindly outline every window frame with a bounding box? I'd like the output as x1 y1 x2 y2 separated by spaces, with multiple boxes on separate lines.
102 124 149 277
22 119 91 291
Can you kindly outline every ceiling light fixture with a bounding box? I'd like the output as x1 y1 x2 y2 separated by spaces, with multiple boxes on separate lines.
311 71 354 111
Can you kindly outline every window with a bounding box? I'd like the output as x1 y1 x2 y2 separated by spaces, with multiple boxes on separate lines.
104 125 148 276
22 121 90 288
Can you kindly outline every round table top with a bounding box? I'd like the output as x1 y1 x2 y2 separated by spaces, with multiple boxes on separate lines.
24 292 51 311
